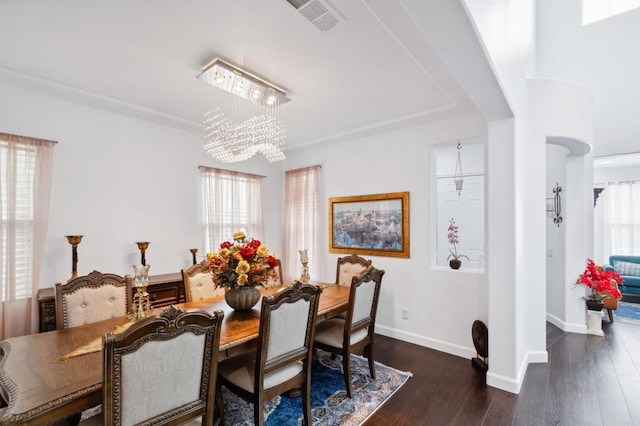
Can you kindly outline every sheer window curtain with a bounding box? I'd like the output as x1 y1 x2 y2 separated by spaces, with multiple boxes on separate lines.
602 181 640 257
201 167 265 253
1 133 54 339
283 166 320 284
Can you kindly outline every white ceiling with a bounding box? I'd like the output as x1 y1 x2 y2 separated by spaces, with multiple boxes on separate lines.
6 1 634 161
0 0 488 151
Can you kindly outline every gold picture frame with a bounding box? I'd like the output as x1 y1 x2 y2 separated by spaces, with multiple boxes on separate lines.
329 191 409 258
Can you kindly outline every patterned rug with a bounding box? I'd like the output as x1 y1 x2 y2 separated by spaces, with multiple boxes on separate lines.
615 301 640 325
220 349 412 425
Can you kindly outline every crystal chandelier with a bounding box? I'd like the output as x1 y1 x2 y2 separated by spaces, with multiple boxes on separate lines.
197 58 290 163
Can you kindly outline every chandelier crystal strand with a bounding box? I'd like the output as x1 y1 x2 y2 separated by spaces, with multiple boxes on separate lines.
198 58 288 163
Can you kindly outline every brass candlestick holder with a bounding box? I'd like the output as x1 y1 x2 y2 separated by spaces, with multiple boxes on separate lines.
65 235 83 282
135 241 150 266
129 264 153 320
189 248 198 265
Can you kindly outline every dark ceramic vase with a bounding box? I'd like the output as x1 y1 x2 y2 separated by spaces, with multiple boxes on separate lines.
225 286 261 311
449 259 462 270
586 299 604 312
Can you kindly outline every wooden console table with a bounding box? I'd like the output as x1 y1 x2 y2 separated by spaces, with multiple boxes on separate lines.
38 273 185 332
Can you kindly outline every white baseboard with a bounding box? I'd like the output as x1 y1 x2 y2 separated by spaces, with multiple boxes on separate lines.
486 349 547 394
546 312 587 334
377 325 549 395
376 325 476 360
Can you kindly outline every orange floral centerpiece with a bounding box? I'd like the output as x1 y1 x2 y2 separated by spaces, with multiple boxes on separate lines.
575 259 622 309
205 230 279 290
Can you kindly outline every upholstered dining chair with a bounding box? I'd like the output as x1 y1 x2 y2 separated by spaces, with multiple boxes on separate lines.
55 270 133 330
81 305 224 425
335 254 372 286
334 254 373 320
216 282 322 425
314 266 385 398
265 259 284 288
182 261 224 302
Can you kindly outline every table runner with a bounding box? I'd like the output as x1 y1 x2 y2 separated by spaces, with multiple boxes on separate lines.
53 321 134 363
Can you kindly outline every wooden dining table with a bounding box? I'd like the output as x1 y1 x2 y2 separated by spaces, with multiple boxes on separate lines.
0 283 349 425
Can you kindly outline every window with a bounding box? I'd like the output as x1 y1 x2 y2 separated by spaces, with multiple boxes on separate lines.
601 181 640 255
1 133 54 339
284 166 320 282
433 140 485 269
201 167 264 253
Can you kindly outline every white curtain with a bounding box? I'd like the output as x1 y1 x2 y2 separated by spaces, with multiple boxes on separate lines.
0 133 54 339
201 167 264 253
601 181 640 258
283 166 320 284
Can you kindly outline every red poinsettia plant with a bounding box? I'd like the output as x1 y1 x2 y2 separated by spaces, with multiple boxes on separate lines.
204 231 279 290
574 258 622 302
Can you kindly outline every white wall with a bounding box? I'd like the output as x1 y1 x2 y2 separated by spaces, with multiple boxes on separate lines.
545 144 568 325
465 0 542 393
528 79 594 334
1 78 490 360
283 112 488 359
0 83 284 287
536 0 640 157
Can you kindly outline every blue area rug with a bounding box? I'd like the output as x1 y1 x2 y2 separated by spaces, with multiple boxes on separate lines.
220 349 412 425
615 301 640 325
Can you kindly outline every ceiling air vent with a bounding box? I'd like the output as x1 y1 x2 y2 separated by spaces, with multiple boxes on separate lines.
285 0 341 32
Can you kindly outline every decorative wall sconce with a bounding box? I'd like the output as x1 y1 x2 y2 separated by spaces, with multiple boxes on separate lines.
65 235 83 282
546 183 563 227
454 143 464 196
189 248 198 265
135 242 150 266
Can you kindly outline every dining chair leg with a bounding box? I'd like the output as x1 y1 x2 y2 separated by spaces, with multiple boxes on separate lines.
254 396 264 426
364 343 376 379
343 351 353 398
302 378 312 425
215 382 225 424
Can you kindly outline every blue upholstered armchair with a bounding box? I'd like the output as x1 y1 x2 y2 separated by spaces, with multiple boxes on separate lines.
604 255 640 295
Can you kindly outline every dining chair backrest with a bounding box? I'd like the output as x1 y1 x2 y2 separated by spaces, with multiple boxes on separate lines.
335 254 372 285
257 282 321 380
182 261 224 302
55 270 132 330
265 259 284 288
102 305 224 425
216 282 321 425
345 266 384 333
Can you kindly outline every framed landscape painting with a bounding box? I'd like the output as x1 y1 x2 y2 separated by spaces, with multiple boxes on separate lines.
329 191 409 258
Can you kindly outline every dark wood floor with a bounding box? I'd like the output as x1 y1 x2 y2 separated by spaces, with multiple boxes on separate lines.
365 317 640 425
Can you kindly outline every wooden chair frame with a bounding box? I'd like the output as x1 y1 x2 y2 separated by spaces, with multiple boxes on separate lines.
102 306 224 425
54 270 132 330
335 254 372 285
182 260 220 302
315 266 385 397
217 283 322 425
